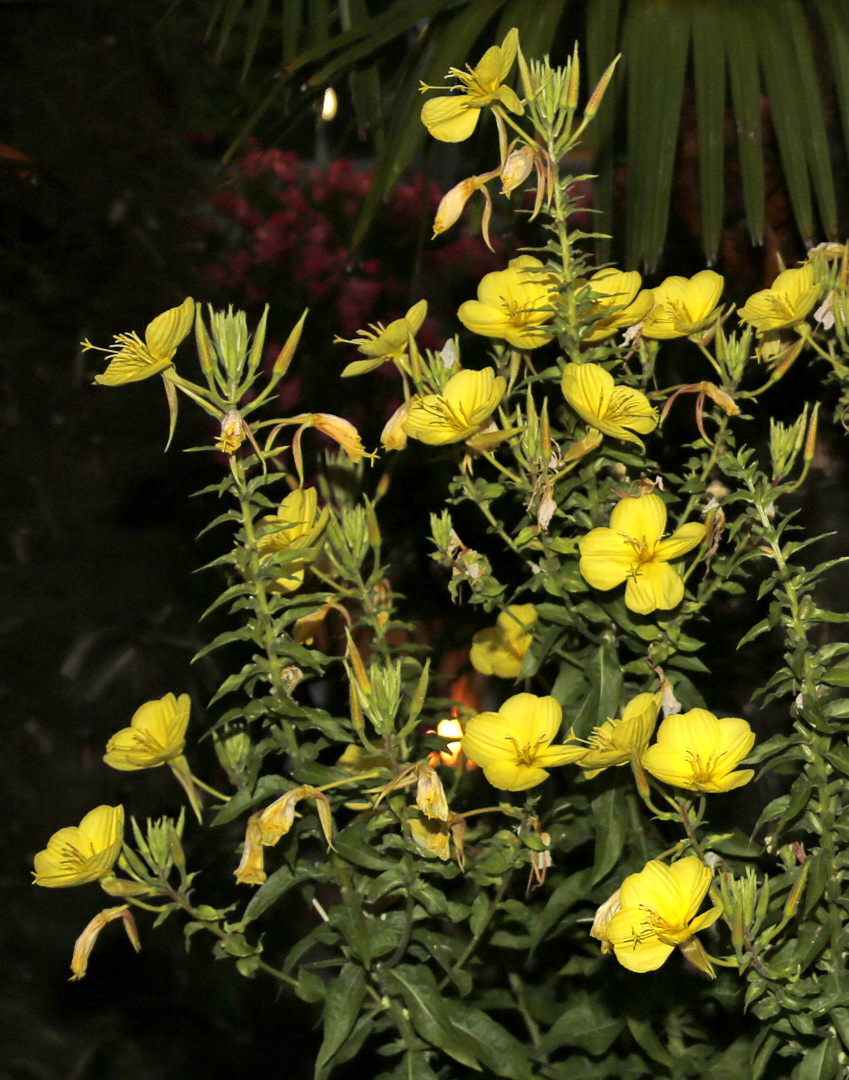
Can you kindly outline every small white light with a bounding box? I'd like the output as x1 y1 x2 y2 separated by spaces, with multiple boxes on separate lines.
321 87 338 122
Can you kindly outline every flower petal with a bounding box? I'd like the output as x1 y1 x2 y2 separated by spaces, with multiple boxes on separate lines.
625 561 684 614
421 96 480 142
578 528 634 589
655 521 706 562
609 493 666 545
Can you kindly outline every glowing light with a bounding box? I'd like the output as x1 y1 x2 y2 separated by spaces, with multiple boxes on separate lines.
321 87 338 121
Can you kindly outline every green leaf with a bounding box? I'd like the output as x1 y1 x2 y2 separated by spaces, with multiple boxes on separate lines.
691 2 726 261
529 868 594 952
211 774 288 825
794 1036 840 1080
622 0 690 266
569 642 623 739
388 965 481 1071
625 1016 672 1068
591 778 628 884
724 3 765 240
315 963 367 1080
243 862 319 923
448 1008 534 1080
538 991 623 1056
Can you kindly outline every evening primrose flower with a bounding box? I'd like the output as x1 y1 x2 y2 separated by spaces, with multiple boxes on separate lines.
86 298 195 385
257 487 329 591
335 300 427 377
580 269 654 343
605 857 721 973
33 805 124 888
641 271 723 340
104 693 189 770
70 905 140 981
420 28 523 143
641 709 755 793
561 362 658 450
561 690 663 779
458 255 559 350
738 265 819 334
470 604 537 678
461 693 575 791
402 368 506 445
578 493 705 615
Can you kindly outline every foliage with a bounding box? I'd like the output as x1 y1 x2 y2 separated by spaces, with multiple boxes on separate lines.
201 0 849 265
39 28 849 1080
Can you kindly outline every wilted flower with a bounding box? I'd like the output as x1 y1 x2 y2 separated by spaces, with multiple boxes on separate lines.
258 785 333 848
104 692 189 770
561 691 663 778
641 709 755 793
216 410 247 454
335 300 427 377
381 401 411 452
458 256 559 350
578 493 705 614
500 145 537 194
310 414 369 462
461 693 575 791
641 271 723 340
589 888 621 954
738 265 819 333
257 487 329 591
580 269 654 343
414 764 449 820
409 816 451 860
403 368 506 445
561 362 658 449
420 28 523 143
86 298 195 385
470 604 537 678
234 814 266 885
33 805 124 888
605 857 721 973
70 905 140 981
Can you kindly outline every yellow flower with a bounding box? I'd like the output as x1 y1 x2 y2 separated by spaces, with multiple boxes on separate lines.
470 604 537 678
737 264 819 333
335 300 427 377
641 708 755 793
605 857 721 973
257 487 329 591
33 805 124 888
641 271 723 340
409 816 451 860
561 362 658 450
414 764 449 821
457 255 559 351
460 693 575 791
86 298 195 385
216 410 247 455
561 690 663 778
580 269 654 343
420 28 523 143
104 692 189 770
578 493 705 615
402 368 506 445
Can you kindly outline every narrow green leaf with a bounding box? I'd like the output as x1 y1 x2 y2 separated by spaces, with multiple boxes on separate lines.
243 862 319 923
529 867 593 951
591 778 628 883
449 1009 534 1080
794 1036 840 1080
724 3 764 240
622 0 691 267
815 0 849 166
691 1 726 262
586 0 623 263
754 3 813 238
315 963 367 1080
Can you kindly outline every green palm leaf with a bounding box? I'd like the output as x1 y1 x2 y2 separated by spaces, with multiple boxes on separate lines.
201 0 846 268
